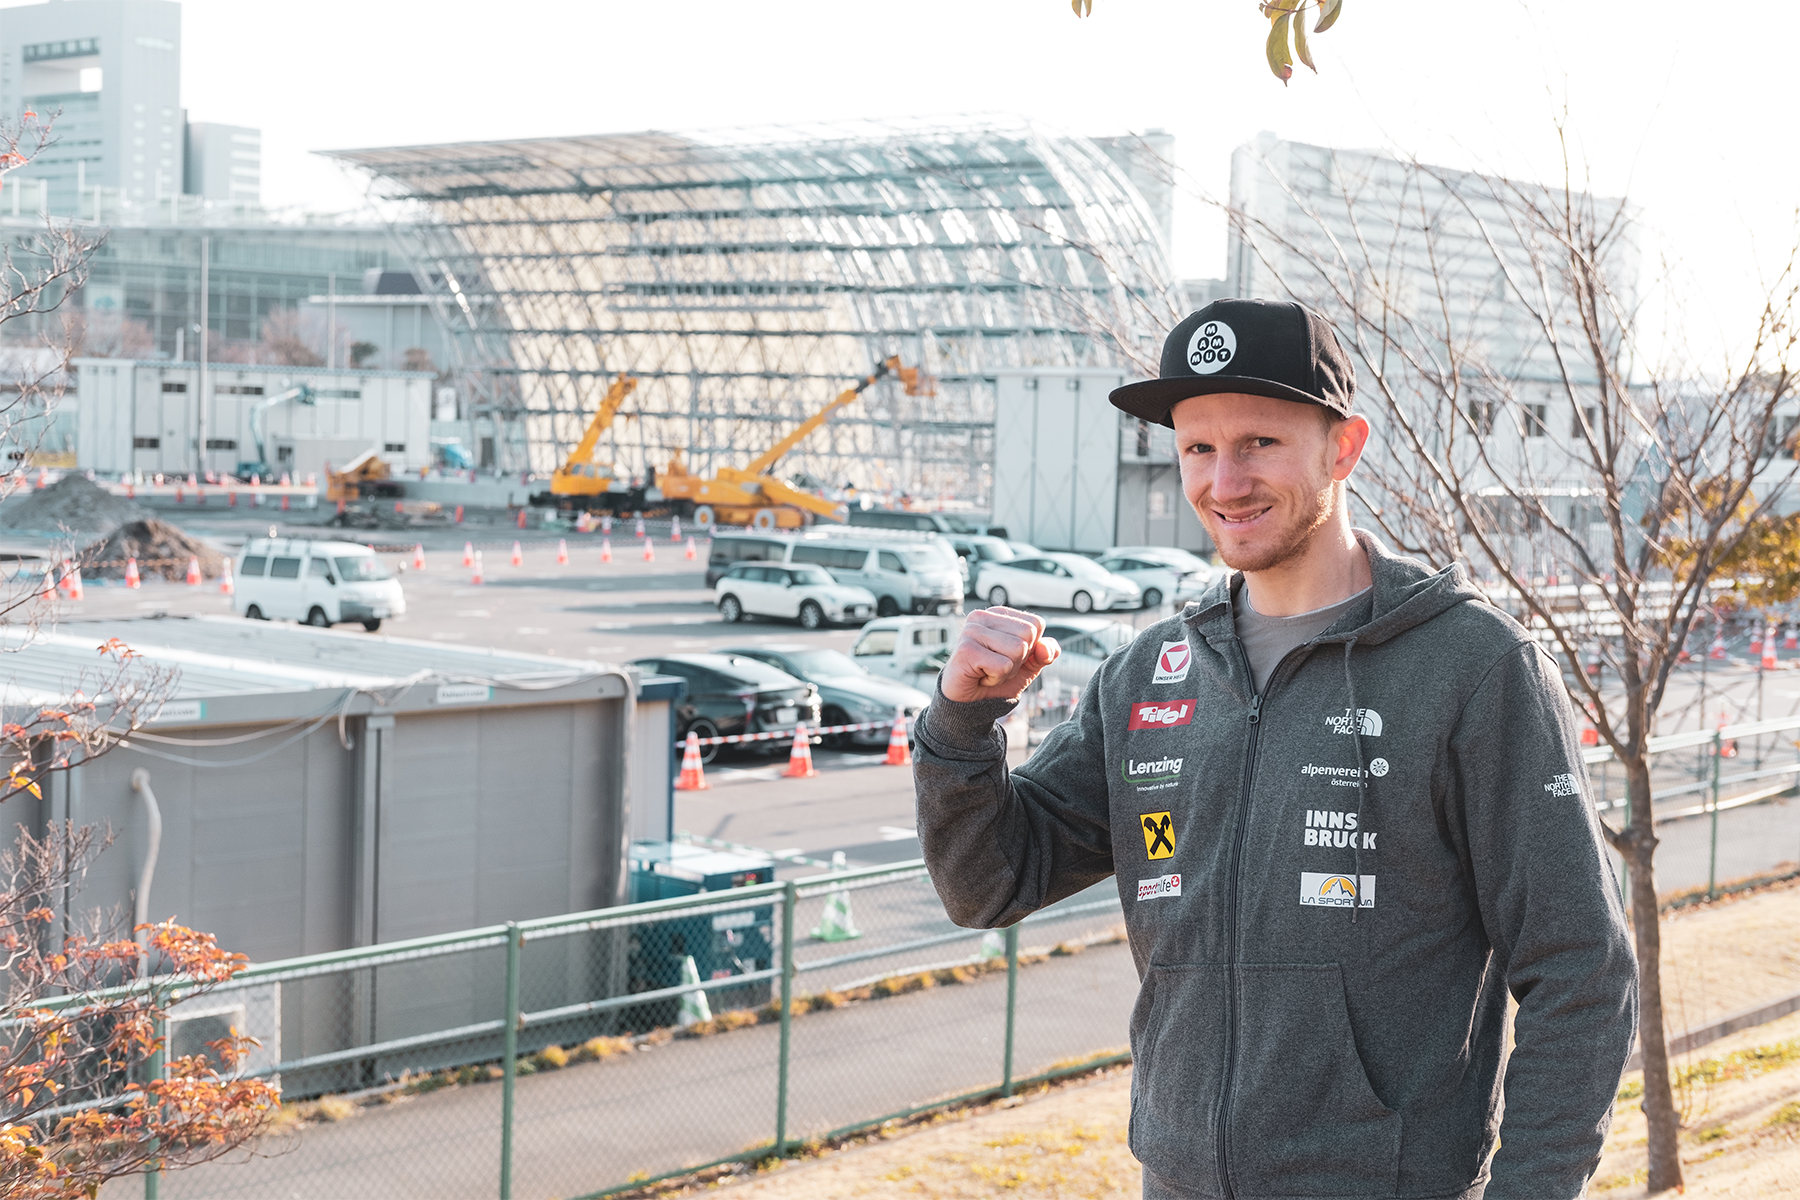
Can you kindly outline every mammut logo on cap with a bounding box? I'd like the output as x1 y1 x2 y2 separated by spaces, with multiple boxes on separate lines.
1187 320 1237 375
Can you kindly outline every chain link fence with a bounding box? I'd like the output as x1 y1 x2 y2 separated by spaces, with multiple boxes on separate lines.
137 861 1131 1200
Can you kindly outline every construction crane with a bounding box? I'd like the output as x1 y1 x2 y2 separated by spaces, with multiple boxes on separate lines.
529 374 642 513
658 357 926 530
235 383 315 479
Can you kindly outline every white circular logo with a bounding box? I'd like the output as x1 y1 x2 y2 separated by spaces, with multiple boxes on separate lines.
1368 758 1390 778
1186 320 1237 375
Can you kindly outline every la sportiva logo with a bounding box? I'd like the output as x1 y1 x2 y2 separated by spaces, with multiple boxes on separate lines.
1187 320 1236 375
1152 639 1192 685
1300 871 1375 909
1129 700 1194 730
1324 707 1383 736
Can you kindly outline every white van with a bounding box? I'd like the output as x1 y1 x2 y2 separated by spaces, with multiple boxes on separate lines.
234 537 406 631
848 615 960 685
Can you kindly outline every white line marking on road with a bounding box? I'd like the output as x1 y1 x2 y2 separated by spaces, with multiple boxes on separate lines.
771 847 803 858
878 826 918 841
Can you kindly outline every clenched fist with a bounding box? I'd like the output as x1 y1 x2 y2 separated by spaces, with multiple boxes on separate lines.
940 606 1061 703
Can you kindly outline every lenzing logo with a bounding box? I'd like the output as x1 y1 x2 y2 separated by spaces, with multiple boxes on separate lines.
1324 707 1383 737
1122 756 1183 783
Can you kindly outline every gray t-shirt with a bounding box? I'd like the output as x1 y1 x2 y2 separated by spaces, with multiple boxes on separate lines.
1235 585 1372 694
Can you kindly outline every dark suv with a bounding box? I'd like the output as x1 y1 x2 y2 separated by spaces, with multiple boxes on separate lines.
632 653 822 762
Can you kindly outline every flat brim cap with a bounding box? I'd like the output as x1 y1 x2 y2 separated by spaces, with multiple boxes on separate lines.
1110 298 1355 428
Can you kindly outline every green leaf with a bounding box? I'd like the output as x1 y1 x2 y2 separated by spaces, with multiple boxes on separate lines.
1266 11 1294 84
1315 0 1343 34
1293 8 1316 70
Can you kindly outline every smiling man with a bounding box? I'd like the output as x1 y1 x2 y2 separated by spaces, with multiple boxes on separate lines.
912 299 1637 1199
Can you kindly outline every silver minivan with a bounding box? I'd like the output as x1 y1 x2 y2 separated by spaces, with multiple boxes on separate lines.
708 530 964 618
234 537 407 631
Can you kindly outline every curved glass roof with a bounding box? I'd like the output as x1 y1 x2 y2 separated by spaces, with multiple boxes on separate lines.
329 118 1178 499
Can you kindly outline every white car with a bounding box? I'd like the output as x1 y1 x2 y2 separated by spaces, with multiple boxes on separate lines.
1039 617 1136 687
716 562 877 629
235 537 407 631
1096 548 1218 609
976 552 1142 613
848 615 960 685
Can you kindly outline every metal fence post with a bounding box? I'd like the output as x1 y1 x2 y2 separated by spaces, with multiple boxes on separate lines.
1709 731 1723 899
500 922 522 1200
145 1013 164 1200
1002 923 1019 1097
776 880 796 1157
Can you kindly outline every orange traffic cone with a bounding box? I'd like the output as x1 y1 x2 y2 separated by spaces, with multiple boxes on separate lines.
600 537 612 564
1788 625 1799 651
462 541 475 567
63 563 83 601
454 504 464 524
175 485 184 503
575 510 591 533
675 731 709 790
124 557 141 589
1763 625 1777 671
510 541 523 567
783 723 818 778
1752 628 1765 655
642 538 655 563
685 536 697 561
228 488 237 507
884 711 912 766
281 494 290 511
635 515 645 539
218 558 234 595
413 544 426 570
556 538 568 565
516 508 527 529
1580 724 1599 747
472 551 485 585
1710 633 1726 660
185 556 202 586
670 515 682 543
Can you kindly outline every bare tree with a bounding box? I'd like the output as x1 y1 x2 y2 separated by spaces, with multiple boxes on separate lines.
1221 129 1800 1194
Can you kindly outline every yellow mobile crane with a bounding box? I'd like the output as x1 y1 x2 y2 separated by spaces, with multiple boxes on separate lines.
659 357 925 530
530 374 642 513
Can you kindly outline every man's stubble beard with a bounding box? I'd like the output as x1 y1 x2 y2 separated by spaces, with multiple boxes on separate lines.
1204 477 1339 574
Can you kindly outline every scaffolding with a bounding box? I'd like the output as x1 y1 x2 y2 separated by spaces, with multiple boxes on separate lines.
326 118 1179 501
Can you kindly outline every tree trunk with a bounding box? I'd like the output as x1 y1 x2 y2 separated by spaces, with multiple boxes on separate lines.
1621 756 1683 1192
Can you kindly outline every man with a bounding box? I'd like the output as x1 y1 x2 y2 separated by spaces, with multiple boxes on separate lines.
913 298 1637 1199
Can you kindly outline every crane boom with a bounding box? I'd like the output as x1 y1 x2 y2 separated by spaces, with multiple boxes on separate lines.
742 357 905 477
564 374 637 468
248 384 316 469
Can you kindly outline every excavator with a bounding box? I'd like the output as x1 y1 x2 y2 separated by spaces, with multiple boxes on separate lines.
529 374 644 514
658 357 927 530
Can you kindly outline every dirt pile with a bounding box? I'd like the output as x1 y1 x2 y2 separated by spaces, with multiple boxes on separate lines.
0 474 149 532
80 519 226 581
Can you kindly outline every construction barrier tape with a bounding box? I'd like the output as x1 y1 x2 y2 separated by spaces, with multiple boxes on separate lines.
676 718 902 749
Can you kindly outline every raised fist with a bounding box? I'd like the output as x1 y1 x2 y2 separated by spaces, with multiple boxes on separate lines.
940 606 1061 704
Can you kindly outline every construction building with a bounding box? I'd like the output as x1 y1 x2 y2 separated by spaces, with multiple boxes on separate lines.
327 118 1182 500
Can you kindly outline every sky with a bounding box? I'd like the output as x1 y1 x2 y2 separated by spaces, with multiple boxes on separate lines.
8 0 1791 364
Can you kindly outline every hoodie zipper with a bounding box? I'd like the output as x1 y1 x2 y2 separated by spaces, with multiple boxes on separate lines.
1214 642 1262 1200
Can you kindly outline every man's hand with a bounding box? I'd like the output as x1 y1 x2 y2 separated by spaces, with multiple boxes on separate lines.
941 607 1060 703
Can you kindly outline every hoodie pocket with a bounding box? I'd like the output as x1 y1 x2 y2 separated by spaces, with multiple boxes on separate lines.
1128 964 1231 1196
1228 963 1401 1197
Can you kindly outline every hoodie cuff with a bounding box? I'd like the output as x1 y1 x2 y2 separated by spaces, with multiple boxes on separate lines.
917 679 1017 757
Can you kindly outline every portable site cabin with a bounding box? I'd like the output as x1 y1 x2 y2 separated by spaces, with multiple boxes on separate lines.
1 617 678 1089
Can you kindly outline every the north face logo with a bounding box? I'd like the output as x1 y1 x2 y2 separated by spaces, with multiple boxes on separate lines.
1152 640 1191 685
1324 708 1383 736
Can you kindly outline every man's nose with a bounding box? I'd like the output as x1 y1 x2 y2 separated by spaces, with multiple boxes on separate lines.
1211 452 1255 501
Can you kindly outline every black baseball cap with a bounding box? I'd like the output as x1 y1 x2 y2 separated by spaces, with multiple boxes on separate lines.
1109 298 1355 428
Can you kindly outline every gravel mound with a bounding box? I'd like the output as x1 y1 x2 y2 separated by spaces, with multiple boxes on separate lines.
80 518 226 581
0 474 149 532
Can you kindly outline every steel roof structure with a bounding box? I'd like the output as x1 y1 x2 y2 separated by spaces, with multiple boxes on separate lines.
325 118 1180 500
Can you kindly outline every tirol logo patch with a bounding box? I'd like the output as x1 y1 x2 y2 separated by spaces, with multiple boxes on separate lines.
1324 707 1383 737
1129 700 1194 730
1300 872 1375 909
1123 756 1183 793
1137 873 1182 901
1152 639 1192 685
1187 320 1237 375
1141 811 1176 859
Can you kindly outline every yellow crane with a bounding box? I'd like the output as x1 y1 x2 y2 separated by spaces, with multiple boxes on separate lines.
659 357 926 530
531 374 641 513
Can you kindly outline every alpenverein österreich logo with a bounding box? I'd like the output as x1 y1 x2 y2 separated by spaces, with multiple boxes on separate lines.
1187 320 1236 375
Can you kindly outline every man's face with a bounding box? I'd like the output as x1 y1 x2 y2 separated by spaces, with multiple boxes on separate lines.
1170 392 1367 573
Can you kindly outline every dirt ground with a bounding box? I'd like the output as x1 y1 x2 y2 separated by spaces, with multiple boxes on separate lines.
696 884 1800 1199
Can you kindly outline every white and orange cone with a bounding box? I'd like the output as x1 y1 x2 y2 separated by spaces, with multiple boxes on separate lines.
670 515 682 543
675 730 709 790
600 537 613 564
515 508 527 530
472 551 485 585
642 538 655 563
635 515 646 539
783 723 818 778
575 510 590 533
601 513 613 535
1764 624 1778 671
413 544 426 570
218 559 234 595
124 557 141 589
63 563 83 601
556 538 568 566
34 468 45 489
1788 625 1799 651
1710 632 1727 660
185 556 202 586
685 536 697 561
462 541 475 568
884 710 912 766
510 541 523 567
1752 628 1765 656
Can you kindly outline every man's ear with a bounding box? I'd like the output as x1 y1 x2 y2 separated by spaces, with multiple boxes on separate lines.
1331 414 1372 482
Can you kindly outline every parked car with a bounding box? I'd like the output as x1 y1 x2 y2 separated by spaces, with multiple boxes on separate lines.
722 644 931 748
848 508 1007 537
1039 617 1138 687
714 562 876 629
235 537 406 631
948 534 1022 598
1095 549 1215 609
708 529 964 616
847 615 960 686
976 552 1142 613
630 653 822 763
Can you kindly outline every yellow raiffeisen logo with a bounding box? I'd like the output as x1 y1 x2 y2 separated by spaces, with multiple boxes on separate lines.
1141 812 1175 859
1300 871 1375 908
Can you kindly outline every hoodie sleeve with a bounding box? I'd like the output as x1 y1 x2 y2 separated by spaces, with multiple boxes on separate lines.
913 671 1116 928
1449 641 1638 1199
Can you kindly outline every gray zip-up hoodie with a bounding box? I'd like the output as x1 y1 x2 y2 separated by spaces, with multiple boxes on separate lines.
914 533 1636 1200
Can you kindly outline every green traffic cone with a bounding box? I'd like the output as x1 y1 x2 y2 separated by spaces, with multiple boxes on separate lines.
677 954 712 1027
810 888 862 942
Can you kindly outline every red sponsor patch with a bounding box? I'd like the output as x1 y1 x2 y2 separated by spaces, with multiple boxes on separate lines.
1129 700 1195 730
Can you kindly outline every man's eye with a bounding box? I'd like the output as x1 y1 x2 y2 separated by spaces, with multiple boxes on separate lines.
1185 443 1214 455
1253 437 1277 448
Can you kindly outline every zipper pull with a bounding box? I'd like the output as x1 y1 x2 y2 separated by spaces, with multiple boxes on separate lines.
1248 694 1262 725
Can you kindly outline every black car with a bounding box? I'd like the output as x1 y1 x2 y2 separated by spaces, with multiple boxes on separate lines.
632 653 822 763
